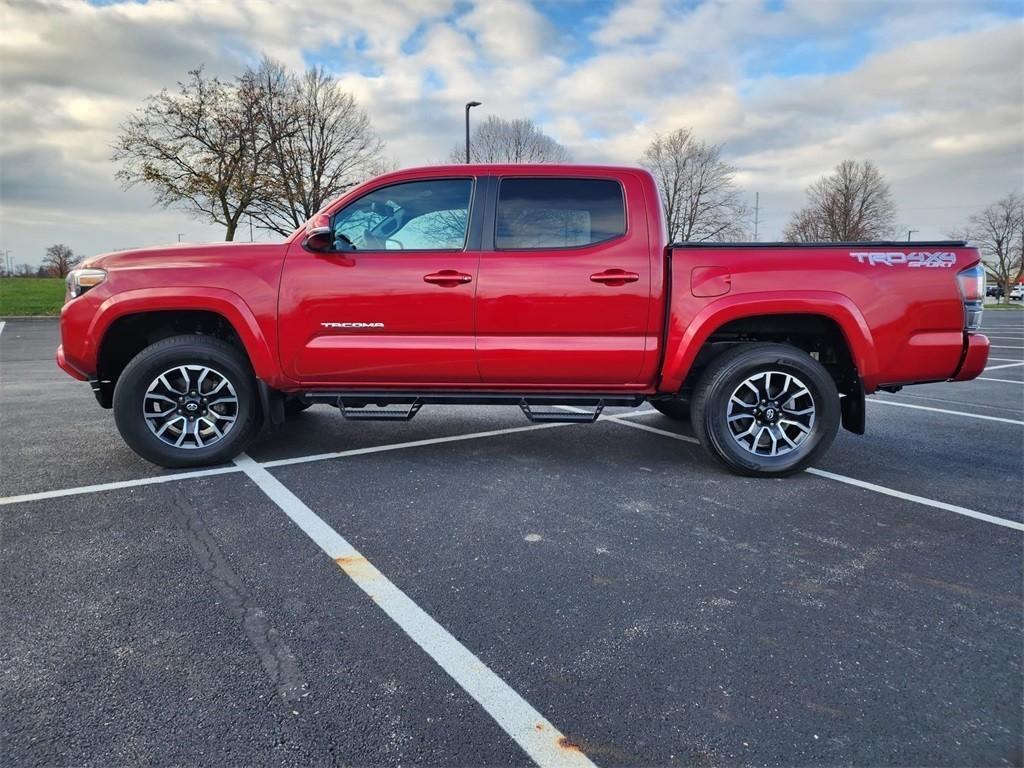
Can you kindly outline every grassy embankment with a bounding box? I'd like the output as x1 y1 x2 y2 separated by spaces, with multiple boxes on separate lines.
0 276 1020 316
0 278 66 316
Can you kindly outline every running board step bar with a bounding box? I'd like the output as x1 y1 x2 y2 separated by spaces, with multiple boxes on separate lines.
338 400 423 421
302 390 643 424
518 399 603 423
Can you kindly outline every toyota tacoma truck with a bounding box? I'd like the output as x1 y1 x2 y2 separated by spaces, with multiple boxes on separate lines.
57 164 990 476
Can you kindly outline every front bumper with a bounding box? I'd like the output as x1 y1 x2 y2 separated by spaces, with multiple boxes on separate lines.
56 344 88 381
950 333 990 381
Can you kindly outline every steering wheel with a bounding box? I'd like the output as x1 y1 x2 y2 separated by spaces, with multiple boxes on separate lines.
334 232 357 251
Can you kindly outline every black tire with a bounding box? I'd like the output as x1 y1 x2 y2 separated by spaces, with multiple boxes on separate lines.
284 397 312 417
113 335 260 468
690 343 840 477
650 398 690 421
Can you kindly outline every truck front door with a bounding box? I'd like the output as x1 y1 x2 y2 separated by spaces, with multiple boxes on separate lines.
278 177 480 385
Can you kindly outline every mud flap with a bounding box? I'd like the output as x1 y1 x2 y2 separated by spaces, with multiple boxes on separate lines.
840 383 865 435
257 380 286 432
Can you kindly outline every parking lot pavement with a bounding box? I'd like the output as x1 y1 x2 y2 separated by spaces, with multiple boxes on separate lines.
2 317 1021 767
0 320 541 498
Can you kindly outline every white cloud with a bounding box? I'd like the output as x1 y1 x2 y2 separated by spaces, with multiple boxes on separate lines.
592 0 666 45
0 0 1021 265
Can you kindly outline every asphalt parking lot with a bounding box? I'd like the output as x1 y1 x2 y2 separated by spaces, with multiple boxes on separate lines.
2 316 1022 767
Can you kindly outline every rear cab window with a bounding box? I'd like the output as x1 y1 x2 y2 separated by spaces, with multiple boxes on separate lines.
495 178 626 250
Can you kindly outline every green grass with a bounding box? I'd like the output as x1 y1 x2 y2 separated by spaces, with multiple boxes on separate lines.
2 275 1019 317
0 278 66 316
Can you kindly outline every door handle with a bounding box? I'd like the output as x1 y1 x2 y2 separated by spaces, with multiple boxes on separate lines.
423 270 473 287
590 269 640 287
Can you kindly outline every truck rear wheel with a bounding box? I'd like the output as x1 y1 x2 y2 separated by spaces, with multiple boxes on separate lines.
113 335 260 468
650 398 690 421
690 343 839 477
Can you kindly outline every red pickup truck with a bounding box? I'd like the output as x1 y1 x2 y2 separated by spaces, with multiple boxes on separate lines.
57 164 990 476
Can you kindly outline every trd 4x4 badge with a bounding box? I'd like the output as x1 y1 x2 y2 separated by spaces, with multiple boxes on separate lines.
850 251 957 268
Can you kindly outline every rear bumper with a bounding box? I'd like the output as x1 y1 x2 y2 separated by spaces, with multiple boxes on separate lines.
56 344 88 381
950 333 989 381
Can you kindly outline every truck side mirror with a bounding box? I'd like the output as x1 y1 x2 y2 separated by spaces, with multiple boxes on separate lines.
302 213 333 252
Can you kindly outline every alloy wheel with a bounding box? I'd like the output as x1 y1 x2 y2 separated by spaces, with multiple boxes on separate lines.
142 364 239 449
726 370 816 457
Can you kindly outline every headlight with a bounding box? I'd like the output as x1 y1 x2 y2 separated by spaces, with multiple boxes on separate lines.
65 268 107 299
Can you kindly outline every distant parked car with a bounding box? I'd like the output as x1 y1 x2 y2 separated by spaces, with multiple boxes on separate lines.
986 285 1004 299
1011 285 1024 301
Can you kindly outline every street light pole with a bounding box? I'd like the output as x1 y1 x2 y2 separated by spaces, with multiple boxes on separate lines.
465 101 481 163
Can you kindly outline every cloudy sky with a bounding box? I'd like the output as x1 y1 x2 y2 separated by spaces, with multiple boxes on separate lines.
1 0 1022 266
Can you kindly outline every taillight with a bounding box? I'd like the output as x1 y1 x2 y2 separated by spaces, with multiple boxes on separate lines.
957 264 985 332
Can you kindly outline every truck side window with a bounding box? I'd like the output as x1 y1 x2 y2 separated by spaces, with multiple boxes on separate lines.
332 179 472 251
495 178 626 250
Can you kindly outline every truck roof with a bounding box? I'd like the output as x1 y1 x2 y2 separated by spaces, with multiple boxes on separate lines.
377 163 649 177
673 240 968 248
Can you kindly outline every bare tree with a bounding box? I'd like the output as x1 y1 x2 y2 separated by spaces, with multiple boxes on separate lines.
640 128 749 242
114 68 271 241
42 244 80 278
450 116 570 163
245 59 384 235
784 160 896 242
952 192 1024 303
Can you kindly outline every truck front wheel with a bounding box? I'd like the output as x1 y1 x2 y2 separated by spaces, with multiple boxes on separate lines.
113 335 260 468
690 343 840 477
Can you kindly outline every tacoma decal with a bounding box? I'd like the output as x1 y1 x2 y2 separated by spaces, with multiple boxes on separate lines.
321 322 385 328
850 251 957 268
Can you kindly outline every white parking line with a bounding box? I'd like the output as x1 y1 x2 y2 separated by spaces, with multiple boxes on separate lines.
978 377 1024 384
0 320 6 337
868 399 1024 425
878 392 1023 415
606 416 1024 532
988 357 1024 363
990 346 1024 350
804 469 1024 532
0 466 242 506
262 422 571 468
232 455 596 768
0 424 574 505
986 362 1024 371
605 415 698 443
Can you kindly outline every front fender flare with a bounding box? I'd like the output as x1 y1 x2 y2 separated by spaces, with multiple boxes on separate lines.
86 287 280 382
658 292 878 393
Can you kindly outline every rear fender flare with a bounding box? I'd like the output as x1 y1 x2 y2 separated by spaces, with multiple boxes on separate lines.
658 292 877 393
87 288 280 381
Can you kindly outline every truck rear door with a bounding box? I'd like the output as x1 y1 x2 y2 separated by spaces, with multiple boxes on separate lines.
475 173 654 386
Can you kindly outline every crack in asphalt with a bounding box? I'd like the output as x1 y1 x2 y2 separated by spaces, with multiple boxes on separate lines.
169 488 346 766
169 489 307 704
